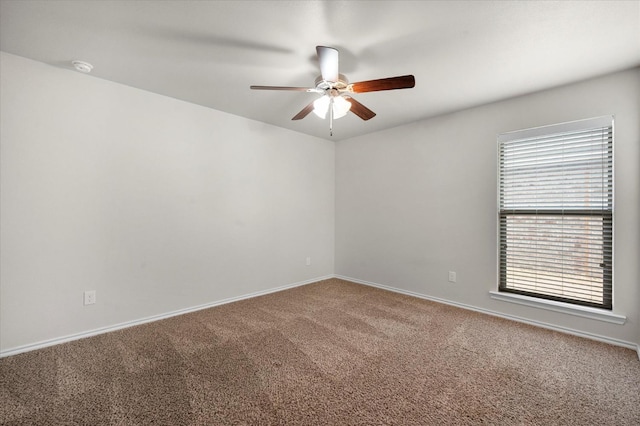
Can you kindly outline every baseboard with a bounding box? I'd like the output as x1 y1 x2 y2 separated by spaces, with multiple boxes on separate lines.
0 274 334 358
4 274 637 360
335 274 639 355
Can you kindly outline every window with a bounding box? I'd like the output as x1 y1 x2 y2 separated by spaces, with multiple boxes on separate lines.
498 116 613 310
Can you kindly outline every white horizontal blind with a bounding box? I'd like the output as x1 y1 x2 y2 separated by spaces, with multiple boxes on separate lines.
498 117 613 309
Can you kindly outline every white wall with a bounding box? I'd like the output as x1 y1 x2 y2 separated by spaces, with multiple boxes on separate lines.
0 52 335 352
336 67 640 347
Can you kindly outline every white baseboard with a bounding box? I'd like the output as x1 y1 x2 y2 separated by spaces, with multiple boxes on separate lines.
335 274 639 355
0 275 334 358
4 274 637 361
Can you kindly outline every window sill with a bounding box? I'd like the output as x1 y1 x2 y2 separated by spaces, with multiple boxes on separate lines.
489 291 626 325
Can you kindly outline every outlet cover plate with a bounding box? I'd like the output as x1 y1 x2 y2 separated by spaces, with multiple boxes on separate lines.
84 290 96 305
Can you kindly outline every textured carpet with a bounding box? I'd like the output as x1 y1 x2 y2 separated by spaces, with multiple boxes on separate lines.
1 278 639 425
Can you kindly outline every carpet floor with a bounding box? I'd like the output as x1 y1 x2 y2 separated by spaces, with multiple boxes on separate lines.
1 278 639 425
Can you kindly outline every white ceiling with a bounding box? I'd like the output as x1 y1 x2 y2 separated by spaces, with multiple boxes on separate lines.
1 0 639 141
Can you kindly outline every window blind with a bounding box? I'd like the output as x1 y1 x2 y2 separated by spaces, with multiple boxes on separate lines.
498 116 613 309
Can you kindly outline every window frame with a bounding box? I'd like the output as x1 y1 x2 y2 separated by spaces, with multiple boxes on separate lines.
497 116 614 311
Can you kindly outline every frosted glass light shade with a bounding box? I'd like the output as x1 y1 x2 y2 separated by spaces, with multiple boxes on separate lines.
313 96 330 118
332 96 351 119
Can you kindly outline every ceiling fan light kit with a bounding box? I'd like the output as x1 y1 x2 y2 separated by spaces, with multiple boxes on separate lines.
251 46 415 136
312 92 351 119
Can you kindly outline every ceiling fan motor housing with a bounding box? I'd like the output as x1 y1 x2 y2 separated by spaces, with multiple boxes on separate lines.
315 74 349 92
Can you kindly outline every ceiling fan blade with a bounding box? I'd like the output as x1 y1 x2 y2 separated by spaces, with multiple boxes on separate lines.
344 96 376 121
348 75 415 93
250 85 318 92
291 101 316 120
316 46 339 82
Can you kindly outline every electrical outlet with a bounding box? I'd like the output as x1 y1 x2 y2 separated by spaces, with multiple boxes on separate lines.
84 290 96 305
306 257 311 266
448 271 457 283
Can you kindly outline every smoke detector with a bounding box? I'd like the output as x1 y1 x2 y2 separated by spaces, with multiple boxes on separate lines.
71 60 93 73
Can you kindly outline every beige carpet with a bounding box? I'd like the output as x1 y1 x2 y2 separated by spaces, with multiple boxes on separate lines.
1 278 639 425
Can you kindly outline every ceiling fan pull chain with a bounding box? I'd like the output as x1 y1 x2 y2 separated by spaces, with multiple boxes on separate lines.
329 97 334 136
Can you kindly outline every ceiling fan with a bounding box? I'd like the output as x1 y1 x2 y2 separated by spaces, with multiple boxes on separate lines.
250 46 415 136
